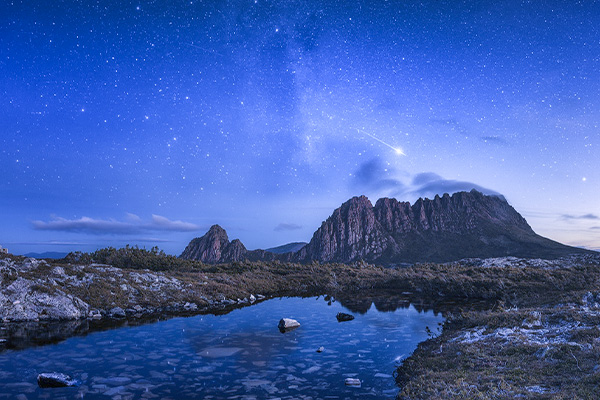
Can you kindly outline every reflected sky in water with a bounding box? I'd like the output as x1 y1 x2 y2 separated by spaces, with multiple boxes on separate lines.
0 296 443 399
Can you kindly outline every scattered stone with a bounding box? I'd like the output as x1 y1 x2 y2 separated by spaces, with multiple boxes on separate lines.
345 378 361 386
104 385 126 396
316 346 324 353
522 311 543 328
302 366 321 374
97 376 132 386
109 307 126 318
37 372 78 388
336 312 355 322
199 347 243 358
278 318 300 332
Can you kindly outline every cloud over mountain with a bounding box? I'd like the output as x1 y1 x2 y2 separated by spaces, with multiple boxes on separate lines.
351 159 501 200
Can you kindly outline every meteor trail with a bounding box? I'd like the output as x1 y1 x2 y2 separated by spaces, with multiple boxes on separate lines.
357 129 406 156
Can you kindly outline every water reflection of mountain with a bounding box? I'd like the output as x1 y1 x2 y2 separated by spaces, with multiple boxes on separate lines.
0 294 490 353
334 291 492 315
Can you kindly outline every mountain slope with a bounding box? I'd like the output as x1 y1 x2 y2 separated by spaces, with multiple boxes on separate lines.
266 242 308 254
181 190 592 264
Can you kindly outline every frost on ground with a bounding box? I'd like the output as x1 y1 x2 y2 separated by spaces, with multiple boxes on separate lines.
449 253 600 269
397 293 600 399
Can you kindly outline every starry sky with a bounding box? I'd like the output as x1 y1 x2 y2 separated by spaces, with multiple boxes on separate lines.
2 0 599 256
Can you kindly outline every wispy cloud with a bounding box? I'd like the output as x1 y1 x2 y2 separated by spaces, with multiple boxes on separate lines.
350 159 502 200
410 173 504 199
351 158 405 192
32 214 201 235
274 223 303 232
562 214 600 221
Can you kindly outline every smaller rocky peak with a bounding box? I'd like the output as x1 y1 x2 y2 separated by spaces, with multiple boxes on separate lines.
180 224 231 262
206 224 228 240
223 239 248 262
228 239 247 252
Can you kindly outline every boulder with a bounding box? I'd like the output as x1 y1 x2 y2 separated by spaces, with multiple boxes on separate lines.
278 318 300 332
37 372 78 388
345 378 361 386
336 312 355 322
109 307 126 318
316 346 324 353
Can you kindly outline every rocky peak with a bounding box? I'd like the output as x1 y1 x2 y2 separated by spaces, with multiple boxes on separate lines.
299 196 396 263
180 224 231 263
373 189 532 235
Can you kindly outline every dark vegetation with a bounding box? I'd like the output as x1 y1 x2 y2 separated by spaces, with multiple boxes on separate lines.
62 246 207 271
55 247 600 308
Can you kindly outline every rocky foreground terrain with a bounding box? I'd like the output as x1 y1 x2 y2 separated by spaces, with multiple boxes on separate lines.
0 254 395 323
3 252 600 398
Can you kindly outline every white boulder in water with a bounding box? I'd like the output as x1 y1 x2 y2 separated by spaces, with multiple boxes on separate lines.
278 318 300 332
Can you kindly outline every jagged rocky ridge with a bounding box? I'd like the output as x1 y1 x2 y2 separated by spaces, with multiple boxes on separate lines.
181 190 592 265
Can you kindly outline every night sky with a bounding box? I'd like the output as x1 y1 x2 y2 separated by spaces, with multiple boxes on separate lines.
2 0 599 255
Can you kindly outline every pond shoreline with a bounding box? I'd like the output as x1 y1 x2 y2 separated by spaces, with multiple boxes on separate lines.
3 253 600 398
0 295 443 399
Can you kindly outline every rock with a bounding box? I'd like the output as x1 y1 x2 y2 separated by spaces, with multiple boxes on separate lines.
522 311 543 328
133 305 143 312
345 378 361 386
278 318 300 332
0 277 89 321
249 294 256 303
37 372 78 388
184 302 198 311
336 312 355 322
109 307 126 318
180 190 591 265
179 225 247 263
316 346 324 353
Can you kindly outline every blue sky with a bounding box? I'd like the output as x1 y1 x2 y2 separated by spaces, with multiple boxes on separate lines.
1 0 599 255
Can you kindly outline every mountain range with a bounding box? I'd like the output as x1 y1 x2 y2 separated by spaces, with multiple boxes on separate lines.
180 190 592 265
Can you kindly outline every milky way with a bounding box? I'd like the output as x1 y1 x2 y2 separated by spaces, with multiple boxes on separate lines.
1 0 599 254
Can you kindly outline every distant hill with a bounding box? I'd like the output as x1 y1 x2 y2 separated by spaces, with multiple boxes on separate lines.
266 242 307 254
180 190 594 265
23 252 68 259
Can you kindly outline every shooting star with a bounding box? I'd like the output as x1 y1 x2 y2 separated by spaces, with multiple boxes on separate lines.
185 43 224 57
357 129 406 156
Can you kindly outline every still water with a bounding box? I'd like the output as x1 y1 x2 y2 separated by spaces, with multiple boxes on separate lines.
0 296 444 399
